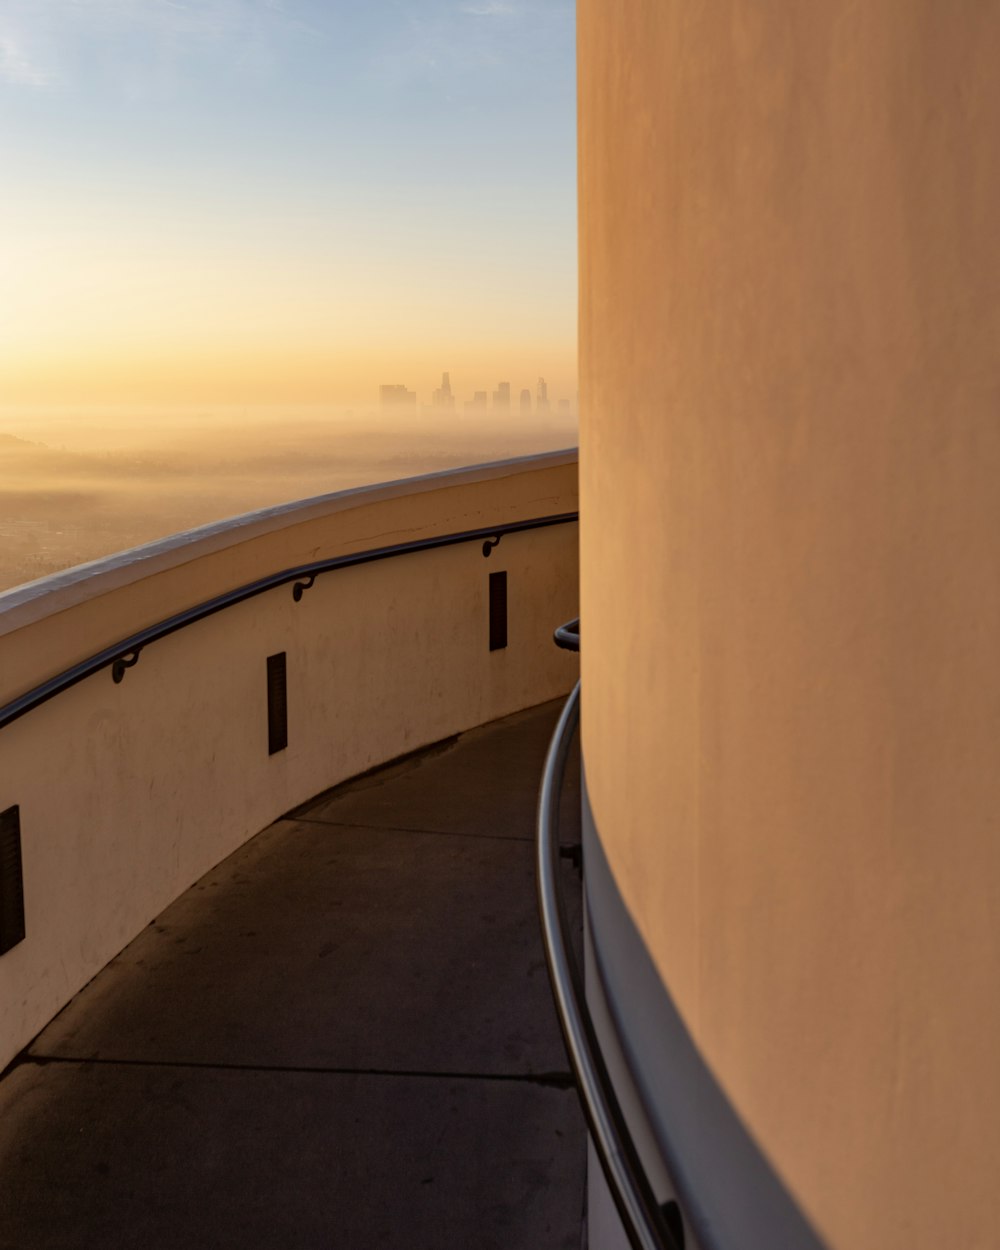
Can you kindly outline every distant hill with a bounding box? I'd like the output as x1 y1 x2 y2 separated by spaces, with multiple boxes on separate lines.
0 433 93 479
0 432 184 482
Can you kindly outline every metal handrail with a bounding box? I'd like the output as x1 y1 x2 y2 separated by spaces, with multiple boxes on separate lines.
0 511 578 733
553 617 580 652
537 678 680 1250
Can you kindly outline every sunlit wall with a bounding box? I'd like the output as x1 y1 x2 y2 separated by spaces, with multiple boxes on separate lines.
580 4 1000 1248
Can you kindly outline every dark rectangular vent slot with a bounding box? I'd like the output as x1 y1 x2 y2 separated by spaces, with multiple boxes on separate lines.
0 805 25 956
267 652 288 755
489 571 508 651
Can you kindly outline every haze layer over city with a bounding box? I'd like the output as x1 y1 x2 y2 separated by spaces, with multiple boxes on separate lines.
0 381 576 591
1 1 577 593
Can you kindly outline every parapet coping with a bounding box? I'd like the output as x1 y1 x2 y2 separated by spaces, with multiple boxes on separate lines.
0 448 578 637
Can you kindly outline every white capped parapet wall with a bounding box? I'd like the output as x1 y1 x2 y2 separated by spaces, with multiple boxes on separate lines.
578 6 1000 1250
0 451 579 1073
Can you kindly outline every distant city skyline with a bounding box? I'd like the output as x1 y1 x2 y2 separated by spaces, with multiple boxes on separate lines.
382 371 576 414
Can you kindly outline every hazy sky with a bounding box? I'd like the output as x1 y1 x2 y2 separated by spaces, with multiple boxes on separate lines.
0 0 577 408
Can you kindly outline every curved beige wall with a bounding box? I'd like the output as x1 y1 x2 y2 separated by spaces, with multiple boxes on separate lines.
0 452 578 1073
579 6 1000 1249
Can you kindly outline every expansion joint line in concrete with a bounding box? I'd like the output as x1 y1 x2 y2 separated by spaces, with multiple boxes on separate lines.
283 815 538 844
14 1052 576 1090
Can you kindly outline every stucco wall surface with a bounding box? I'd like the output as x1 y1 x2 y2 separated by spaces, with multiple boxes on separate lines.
578 5 1000 1248
0 452 579 1073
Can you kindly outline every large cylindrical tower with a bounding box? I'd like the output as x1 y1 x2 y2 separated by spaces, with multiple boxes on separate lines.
577 6 1000 1248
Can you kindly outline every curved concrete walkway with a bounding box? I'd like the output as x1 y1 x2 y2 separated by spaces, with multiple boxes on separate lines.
0 700 584 1249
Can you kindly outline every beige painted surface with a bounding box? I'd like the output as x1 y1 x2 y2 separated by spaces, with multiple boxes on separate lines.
579 5 1000 1249
0 452 578 1072
0 452 577 703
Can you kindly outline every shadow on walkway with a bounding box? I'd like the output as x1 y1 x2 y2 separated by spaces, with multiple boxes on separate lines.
0 699 584 1250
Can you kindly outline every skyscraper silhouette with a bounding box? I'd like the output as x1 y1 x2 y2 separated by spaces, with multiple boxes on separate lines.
379 384 417 408
431 372 455 411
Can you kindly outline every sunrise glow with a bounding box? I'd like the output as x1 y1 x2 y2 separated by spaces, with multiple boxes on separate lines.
1 1 577 410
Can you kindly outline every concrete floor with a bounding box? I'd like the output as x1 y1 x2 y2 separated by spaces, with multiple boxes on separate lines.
0 699 585 1250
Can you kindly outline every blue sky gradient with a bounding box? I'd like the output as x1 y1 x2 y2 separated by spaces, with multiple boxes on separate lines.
1 0 577 406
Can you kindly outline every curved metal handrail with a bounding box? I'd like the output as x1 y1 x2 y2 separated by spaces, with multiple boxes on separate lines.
537 679 681 1250
553 616 580 652
0 511 577 733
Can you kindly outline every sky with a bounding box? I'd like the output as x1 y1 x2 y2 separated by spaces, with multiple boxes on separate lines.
0 0 577 410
